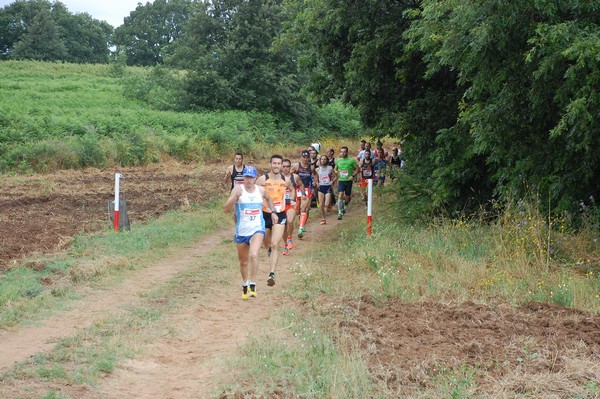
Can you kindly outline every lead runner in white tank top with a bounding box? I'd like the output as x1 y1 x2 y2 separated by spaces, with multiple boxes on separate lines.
235 184 266 238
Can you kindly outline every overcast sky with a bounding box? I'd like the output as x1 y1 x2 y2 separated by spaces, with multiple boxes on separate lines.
0 0 153 28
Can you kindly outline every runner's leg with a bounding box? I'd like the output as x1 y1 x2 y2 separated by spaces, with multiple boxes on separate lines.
269 223 285 274
248 233 264 284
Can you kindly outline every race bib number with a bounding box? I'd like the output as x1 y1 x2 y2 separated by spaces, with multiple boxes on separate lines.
340 171 349 178
363 170 372 177
319 175 331 185
273 201 283 212
243 208 260 222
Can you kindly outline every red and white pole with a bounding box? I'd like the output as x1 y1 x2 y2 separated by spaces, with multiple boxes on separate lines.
114 173 123 232
367 178 373 237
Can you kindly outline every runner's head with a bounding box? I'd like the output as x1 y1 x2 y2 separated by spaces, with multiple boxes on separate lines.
242 165 257 185
320 155 328 166
270 154 283 174
234 152 243 166
282 158 292 174
301 150 310 164
340 146 349 158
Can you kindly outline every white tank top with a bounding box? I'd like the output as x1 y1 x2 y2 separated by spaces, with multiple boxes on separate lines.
235 185 265 236
317 165 333 186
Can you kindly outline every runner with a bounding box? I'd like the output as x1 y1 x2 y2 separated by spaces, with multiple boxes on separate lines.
224 166 274 300
359 149 375 203
224 152 245 190
281 158 304 255
356 140 366 159
326 147 337 212
389 147 402 179
334 146 359 220
326 148 336 167
357 142 375 163
374 147 388 187
308 147 320 208
291 150 317 238
255 154 295 286
315 154 336 225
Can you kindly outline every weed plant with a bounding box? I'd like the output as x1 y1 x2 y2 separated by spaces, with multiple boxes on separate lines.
0 60 360 174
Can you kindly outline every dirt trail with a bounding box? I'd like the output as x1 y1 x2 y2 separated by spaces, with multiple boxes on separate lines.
0 229 231 374
0 204 339 398
92 218 338 399
2 164 600 398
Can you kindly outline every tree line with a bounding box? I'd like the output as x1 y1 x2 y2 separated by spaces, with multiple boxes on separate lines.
2 0 599 215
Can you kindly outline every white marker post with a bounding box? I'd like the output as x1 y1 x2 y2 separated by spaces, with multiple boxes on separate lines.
114 173 123 232
367 178 373 237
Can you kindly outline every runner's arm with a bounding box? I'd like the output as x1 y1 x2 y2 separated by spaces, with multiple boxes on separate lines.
224 186 242 213
261 188 278 223
295 174 305 193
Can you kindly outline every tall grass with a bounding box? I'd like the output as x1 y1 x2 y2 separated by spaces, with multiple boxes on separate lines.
0 60 359 173
219 192 599 398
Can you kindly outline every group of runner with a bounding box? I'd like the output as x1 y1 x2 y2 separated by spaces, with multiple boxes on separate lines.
223 141 404 300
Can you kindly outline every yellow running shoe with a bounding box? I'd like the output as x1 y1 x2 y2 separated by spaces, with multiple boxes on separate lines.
242 285 249 300
249 284 257 298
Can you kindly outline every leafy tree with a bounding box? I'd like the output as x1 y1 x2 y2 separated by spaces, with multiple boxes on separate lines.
1 0 112 63
51 2 112 64
408 0 600 212
12 6 67 61
112 0 196 66
177 0 310 123
0 0 53 59
288 0 600 214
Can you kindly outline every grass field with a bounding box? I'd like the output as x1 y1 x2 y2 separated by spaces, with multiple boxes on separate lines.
0 60 359 173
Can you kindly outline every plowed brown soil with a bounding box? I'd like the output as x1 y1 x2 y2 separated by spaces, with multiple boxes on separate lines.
1 161 599 398
0 161 230 270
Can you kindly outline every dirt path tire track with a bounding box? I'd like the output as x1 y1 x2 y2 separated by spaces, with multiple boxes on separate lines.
0 206 341 398
0 227 231 373
92 217 340 399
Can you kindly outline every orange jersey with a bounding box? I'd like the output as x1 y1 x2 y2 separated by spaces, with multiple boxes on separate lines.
262 174 288 213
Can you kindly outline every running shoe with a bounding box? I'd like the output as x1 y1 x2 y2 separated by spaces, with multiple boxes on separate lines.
337 212 343 220
242 285 249 300
249 284 257 298
320 219 326 225
297 227 305 239
267 272 276 286
282 246 289 256
286 238 294 249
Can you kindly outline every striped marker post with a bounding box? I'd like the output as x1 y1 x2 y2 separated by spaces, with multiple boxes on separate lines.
114 173 123 232
367 178 373 237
